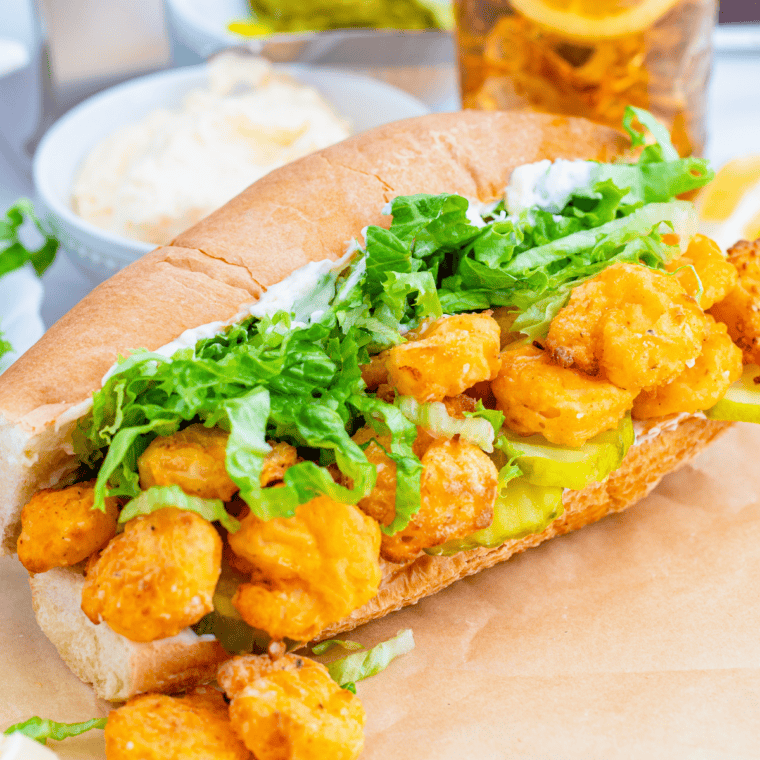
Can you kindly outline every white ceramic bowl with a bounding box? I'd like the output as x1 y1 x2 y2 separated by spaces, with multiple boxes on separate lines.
33 63 429 283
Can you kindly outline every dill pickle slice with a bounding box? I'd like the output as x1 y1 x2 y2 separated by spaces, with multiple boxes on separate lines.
495 415 635 491
705 364 760 424
426 478 563 556
192 566 269 655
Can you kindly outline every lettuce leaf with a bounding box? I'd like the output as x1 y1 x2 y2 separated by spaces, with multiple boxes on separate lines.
311 639 364 655
0 325 11 361
118 485 241 532
325 629 415 687
3 716 106 745
1 199 59 278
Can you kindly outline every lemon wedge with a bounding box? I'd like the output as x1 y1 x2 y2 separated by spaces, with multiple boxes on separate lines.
510 0 681 40
697 156 760 223
697 156 760 251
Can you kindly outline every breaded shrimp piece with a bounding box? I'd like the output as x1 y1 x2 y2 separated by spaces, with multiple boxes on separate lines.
218 654 364 760
666 234 738 310
17 480 118 574
105 688 249 760
633 315 743 419
379 438 499 563
710 238 760 364
492 346 635 447
260 441 299 486
228 496 381 641
546 262 707 390
138 424 237 500
385 313 501 402
81 508 222 642
139 425 298 499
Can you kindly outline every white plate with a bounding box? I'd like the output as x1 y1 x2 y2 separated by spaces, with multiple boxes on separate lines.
33 62 429 283
0 264 44 374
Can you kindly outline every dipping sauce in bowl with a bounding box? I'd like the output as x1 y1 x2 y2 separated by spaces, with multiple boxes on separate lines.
71 54 351 246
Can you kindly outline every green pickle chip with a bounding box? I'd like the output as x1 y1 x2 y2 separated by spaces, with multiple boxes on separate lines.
705 364 760 424
426 478 564 557
495 415 635 491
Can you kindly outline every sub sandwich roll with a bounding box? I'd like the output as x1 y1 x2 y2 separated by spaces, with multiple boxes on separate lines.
3 109 758 702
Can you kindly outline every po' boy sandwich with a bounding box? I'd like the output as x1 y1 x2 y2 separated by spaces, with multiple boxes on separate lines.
2 108 760 756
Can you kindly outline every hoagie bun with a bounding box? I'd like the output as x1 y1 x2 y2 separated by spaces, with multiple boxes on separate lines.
0 111 729 702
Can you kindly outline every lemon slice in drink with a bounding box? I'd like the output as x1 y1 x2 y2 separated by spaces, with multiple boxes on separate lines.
510 0 681 40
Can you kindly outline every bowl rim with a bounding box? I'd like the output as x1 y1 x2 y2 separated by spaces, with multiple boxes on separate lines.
33 61 430 258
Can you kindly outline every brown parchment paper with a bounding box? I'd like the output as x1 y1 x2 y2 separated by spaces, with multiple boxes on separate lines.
2 423 760 759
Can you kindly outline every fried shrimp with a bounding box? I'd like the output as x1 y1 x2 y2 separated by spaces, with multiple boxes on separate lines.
228 496 381 641
104 688 249 760
138 424 237 500
546 262 707 390
81 508 222 642
16 481 118 574
492 346 635 447
385 313 501 402
218 653 365 760
666 234 738 310
354 431 498 563
710 238 760 365
139 425 298 498
633 315 743 419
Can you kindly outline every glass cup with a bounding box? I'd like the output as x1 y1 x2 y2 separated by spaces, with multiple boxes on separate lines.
454 0 717 156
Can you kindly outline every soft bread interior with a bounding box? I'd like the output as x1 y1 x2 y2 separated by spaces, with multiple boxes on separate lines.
29 417 731 701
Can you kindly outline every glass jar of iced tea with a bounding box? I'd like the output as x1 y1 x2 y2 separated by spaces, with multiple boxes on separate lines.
455 0 717 156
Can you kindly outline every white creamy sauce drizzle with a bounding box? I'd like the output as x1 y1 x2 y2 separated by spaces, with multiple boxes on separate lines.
632 411 706 447
505 159 596 216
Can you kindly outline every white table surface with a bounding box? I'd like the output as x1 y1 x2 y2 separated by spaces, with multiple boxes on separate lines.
1 51 760 331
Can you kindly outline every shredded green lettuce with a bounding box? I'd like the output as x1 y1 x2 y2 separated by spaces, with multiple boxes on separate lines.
3 716 106 745
325 629 415 687
118 485 241 532
396 396 498 452
0 325 10 361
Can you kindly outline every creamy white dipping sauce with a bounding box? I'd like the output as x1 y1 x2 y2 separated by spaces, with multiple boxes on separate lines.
71 53 351 246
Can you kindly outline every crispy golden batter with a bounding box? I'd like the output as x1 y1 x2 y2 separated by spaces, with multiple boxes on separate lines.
546 262 707 391
218 654 364 760
139 425 298 499
354 432 498 563
492 345 635 447
260 441 299 486
138 424 237 500
228 496 381 641
16 481 118 574
710 239 760 365
360 353 389 390
81 508 222 642
385 313 501 402
633 315 743 419
104 688 249 760
666 234 738 310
